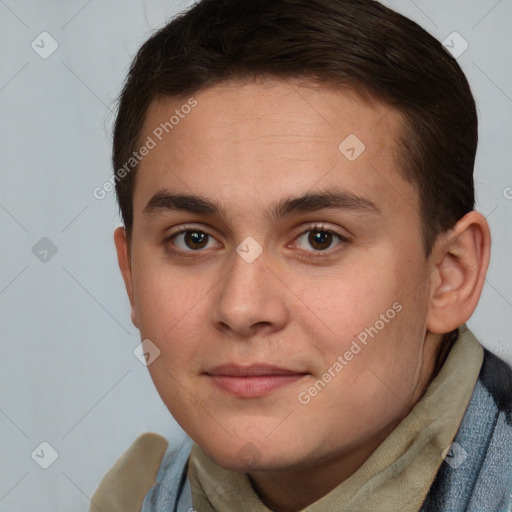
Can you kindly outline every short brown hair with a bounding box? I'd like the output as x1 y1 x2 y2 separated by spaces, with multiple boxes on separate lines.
113 0 477 256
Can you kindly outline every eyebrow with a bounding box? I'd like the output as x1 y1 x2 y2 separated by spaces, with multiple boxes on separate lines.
143 188 381 223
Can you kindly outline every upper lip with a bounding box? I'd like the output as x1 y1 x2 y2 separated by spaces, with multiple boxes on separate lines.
205 364 307 376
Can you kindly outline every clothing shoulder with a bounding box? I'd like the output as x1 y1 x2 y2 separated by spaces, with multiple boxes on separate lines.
479 347 512 425
140 436 194 511
89 432 169 512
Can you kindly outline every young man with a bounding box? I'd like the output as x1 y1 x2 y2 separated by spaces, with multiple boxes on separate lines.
91 0 512 510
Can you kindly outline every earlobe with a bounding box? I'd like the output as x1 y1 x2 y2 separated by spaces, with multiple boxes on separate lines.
113 226 139 328
426 211 491 334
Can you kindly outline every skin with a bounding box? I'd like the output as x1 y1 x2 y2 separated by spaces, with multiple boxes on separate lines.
115 78 490 511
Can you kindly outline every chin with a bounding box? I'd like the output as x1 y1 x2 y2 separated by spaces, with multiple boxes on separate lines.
204 449 281 473
197 433 310 474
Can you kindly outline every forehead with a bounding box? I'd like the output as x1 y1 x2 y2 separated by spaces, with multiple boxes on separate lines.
134 78 417 225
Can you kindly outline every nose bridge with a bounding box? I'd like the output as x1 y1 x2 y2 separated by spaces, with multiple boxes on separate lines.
212 243 289 336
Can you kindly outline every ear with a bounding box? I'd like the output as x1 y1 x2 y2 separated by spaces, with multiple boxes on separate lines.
114 226 139 328
426 211 491 334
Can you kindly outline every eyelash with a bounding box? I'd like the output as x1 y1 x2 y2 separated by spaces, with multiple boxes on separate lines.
163 223 349 259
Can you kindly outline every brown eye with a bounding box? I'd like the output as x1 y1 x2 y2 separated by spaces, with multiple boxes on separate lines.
295 226 348 254
183 231 209 250
308 230 334 251
168 230 219 252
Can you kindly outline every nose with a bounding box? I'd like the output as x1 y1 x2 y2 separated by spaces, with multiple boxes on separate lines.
211 248 290 338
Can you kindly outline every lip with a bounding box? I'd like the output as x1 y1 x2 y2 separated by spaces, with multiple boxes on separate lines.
205 364 309 397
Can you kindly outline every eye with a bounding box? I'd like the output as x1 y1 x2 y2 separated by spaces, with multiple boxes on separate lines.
166 228 220 252
163 223 349 257
294 224 348 254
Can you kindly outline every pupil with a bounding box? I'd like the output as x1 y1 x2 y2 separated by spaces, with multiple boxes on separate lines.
309 230 332 250
186 231 207 250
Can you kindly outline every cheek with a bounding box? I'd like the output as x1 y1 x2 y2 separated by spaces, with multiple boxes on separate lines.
298 259 397 348
328 290 429 413
130 264 212 407
299 251 428 393
131 253 206 339
134 267 206 420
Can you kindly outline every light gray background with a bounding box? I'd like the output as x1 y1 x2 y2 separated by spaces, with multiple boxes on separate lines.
0 1 511 510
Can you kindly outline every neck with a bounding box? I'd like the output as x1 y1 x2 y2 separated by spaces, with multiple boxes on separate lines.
248 422 398 511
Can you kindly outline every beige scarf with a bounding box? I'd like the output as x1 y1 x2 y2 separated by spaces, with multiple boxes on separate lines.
188 324 483 512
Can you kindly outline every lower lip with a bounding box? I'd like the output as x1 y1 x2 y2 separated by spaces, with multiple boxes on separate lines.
207 374 306 397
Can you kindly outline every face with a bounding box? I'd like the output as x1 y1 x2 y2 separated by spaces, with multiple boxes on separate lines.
117 78 437 473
